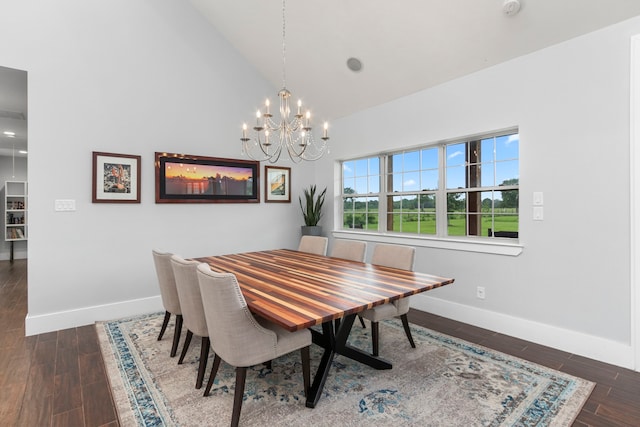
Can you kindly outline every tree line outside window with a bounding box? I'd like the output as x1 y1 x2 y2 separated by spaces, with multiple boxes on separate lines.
341 130 519 239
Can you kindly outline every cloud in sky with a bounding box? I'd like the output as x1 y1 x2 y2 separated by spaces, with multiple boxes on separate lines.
448 150 464 160
506 134 519 145
404 179 417 187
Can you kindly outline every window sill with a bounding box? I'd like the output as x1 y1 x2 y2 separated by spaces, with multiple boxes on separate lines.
331 230 523 256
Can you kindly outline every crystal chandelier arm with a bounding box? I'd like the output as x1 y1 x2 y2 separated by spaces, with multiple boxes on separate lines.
241 130 284 163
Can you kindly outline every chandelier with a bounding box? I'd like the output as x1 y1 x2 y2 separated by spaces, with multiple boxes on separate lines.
240 0 329 163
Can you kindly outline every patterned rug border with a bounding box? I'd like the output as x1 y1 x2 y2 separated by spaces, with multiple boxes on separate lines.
97 312 594 427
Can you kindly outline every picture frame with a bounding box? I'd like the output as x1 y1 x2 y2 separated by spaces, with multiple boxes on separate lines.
265 166 291 203
92 151 141 203
155 152 259 203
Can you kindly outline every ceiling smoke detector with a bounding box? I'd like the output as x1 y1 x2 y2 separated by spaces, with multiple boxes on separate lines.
503 0 521 16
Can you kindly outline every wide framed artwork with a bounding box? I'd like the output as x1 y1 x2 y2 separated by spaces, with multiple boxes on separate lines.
265 166 291 203
155 152 259 203
92 151 141 203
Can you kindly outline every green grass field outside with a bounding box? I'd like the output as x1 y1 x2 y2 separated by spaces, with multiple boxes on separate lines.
344 209 518 236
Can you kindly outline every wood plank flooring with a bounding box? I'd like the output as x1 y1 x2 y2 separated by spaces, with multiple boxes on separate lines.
0 259 117 427
1 259 639 426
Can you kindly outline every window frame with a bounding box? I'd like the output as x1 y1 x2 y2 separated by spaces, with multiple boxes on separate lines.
337 129 522 256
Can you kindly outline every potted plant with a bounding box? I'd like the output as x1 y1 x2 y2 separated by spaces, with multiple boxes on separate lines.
299 185 327 236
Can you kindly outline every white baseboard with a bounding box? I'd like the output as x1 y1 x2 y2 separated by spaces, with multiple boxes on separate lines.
412 294 635 370
24 291 635 370
25 295 164 336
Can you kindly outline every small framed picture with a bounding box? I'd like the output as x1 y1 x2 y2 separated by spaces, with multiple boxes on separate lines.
92 151 141 203
265 166 291 203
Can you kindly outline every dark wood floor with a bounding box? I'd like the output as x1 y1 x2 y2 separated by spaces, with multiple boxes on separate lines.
0 259 117 426
1 259 639 426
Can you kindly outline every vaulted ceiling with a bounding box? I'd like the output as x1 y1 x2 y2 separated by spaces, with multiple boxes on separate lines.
190 0 640 119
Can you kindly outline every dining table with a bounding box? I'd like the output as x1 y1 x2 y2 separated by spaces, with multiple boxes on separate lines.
193 248 454 408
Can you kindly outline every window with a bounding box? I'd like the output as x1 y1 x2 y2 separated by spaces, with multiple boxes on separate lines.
342 157 380 230
386 147 438 235
341 130 519 239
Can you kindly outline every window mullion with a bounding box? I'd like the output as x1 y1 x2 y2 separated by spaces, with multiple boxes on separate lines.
378 155 387 232
437 145 447 237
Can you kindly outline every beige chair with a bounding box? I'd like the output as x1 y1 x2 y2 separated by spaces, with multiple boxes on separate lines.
171 255 210 389
152 249 183 357
298 235 328 256
359 244 416 356
329 239 366 262
197 264 311 427
330 239 368 328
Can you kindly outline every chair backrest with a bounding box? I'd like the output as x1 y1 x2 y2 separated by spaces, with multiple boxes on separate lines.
196 264 277 367
371 243 415 271
330 239 366 262
372 244 415 314
298 235 328 256
171 255 208 337
152 249 181 315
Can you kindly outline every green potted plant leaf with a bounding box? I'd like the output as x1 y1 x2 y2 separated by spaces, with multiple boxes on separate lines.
299 185 327 236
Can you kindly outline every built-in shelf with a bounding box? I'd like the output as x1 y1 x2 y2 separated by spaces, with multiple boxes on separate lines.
1 181 27 261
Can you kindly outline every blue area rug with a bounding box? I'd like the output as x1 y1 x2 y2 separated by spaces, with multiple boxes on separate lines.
97 312 593 426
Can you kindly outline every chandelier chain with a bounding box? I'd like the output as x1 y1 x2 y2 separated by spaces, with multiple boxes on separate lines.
281 0 286 89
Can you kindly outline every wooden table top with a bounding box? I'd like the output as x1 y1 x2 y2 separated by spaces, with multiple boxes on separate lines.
193 249 454 332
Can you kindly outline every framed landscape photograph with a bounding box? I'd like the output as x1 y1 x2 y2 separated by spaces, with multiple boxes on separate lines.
265 166 291 203
92 151 141 203
155 152 259 203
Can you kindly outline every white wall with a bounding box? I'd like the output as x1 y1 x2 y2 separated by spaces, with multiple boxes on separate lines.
0 156 27 260
0 1 315 333
322 17 640 369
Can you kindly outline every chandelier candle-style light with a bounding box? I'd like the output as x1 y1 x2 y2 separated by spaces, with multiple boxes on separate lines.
241 0 329 163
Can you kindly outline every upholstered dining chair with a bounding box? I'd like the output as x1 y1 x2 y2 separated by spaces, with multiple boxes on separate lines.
170 255 210 389
298 235 328 255
359 244 417 356
329 239 366 263
152 249 183 357
196 264 311 427
329 239 368 328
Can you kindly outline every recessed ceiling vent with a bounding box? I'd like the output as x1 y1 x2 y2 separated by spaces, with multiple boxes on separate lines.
347 57 363 72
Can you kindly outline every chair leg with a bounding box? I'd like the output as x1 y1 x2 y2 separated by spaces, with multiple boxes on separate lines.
170 314 183 357
178 330 193 364
196 337 210 389
358 314 366 328
371 321 379 356
203 354 222 397
300 346 310 398
400 314 416 349
158 311 171 340
231 367 247 427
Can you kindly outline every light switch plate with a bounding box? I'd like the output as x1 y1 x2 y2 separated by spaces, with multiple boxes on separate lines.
533 206 544 221
55 199 76 211
533 192 544 206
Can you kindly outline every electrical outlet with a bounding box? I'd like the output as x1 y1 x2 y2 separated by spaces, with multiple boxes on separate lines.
476 286 486 299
